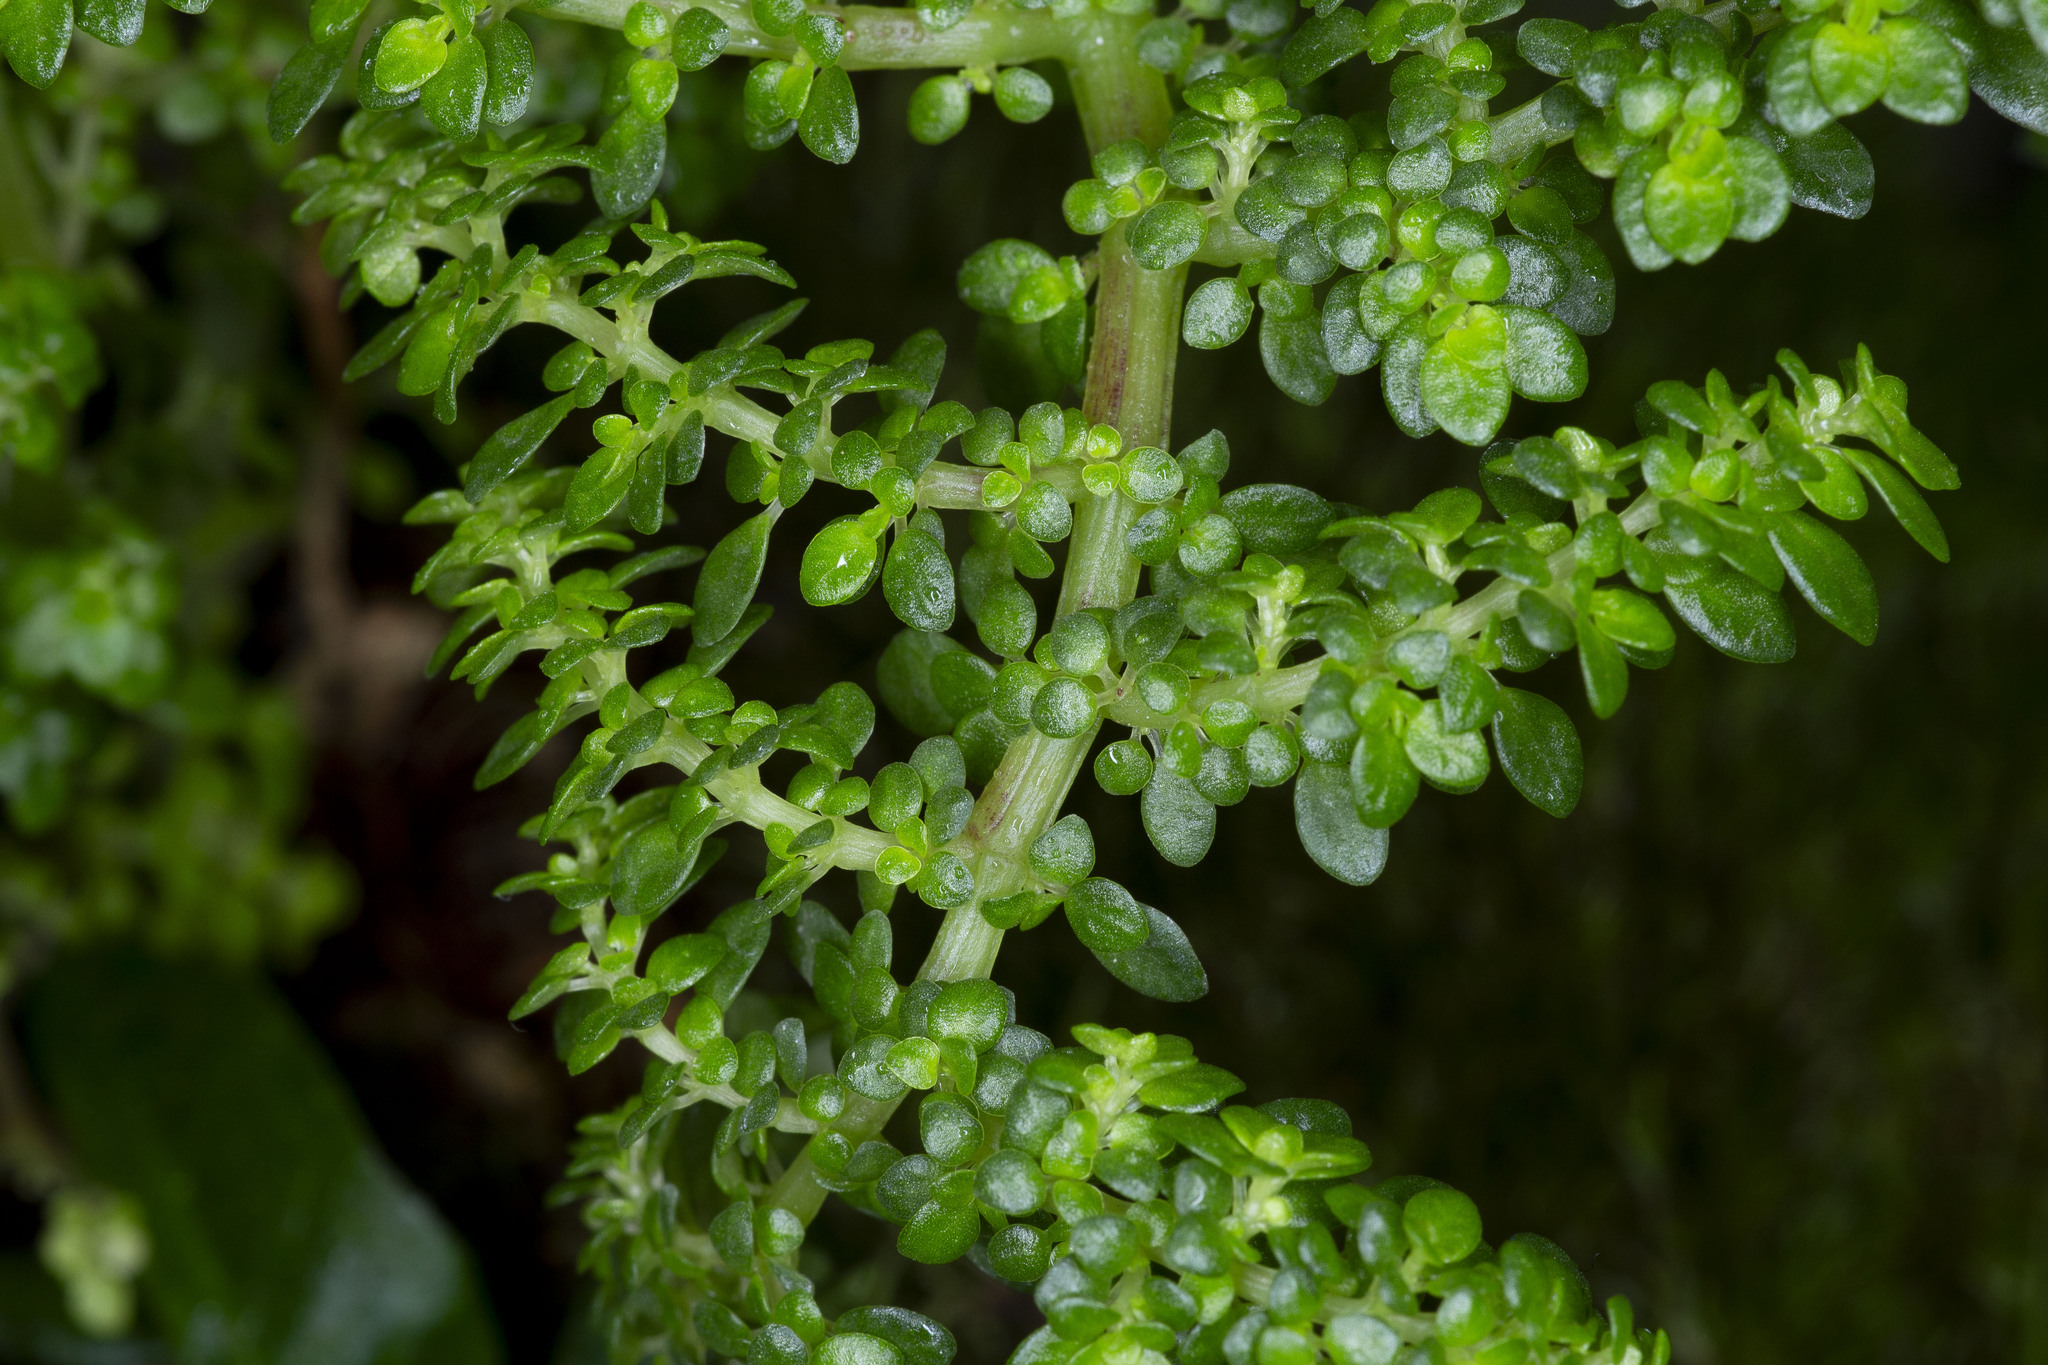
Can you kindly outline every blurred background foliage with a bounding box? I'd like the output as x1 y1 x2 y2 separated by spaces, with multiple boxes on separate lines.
1 3 2044 1363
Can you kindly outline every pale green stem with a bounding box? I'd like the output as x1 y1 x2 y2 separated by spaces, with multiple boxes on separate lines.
766 15 1184 1225
522 0 1077 68
530 292 1047 509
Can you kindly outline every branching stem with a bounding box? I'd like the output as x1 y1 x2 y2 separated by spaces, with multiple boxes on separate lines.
763 15 1185 1226
524 0 1078 68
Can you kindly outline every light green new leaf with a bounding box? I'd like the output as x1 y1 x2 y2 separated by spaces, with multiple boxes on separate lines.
1726 136 1791 241
1403 700 1490 793
1645 159 1734 265
1766 21 1834 136
1420 307 1510 445
1612 147 1676 272
373 16 446 94
1575 615 1629 718
1184 276 1253 349
1882 17 1969 122
1138 1062 1244 1112
1502 304 1587 402
801 517 880 606
1812 22 1891 117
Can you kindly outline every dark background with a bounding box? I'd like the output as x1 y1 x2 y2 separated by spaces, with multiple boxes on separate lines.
40 56 2046 1365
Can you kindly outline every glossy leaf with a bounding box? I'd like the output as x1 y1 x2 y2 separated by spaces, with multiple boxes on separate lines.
1490 686 1582 818
692 511 775 647
1091 905 1209 1002
1293 759 1390 886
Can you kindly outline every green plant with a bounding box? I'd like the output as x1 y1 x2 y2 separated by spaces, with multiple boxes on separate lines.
5 0 2043 1356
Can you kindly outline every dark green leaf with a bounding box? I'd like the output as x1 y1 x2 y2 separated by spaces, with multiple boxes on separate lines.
693 510 775 646
1282 8 1369 86
1490 686 1582 817
421 32 488 142
1092 905 1209 1002
479 17 534 125
884 529 955 631
1 0 73 87
1767 509 1879 644
799 64 859 163
267 34 353 142
1293 759 1390 886
1260 305 1337 406
78 0 143 45
23 955 501 1364
877 629 968 737
1141 766 1216 867
591 109 667 219
1663 562 1798 662
464 395 573 502
1839 446 1950 561
612 820 723 918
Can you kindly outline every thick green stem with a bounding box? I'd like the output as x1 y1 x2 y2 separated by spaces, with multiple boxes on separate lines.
524 0 1076 68
916 17 1180 984
768 17 1187 1225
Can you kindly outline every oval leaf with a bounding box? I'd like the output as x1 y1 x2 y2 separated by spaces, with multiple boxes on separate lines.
693 510 775 646
1092 905 1209 1003
1664 562 1797 662
1490 685 1582 818
1767 508 1878 644
1293 759 1390 886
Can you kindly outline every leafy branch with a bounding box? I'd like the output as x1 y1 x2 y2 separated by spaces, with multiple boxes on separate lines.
1 0 2013 1355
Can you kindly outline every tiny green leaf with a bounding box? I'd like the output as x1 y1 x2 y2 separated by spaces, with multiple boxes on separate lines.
800 64 860 163
1091 905 1208 1002
1767 509 1879 644
1490 686 1582 818
802 517 880 606
1293 759 1390 886
693 510 775 646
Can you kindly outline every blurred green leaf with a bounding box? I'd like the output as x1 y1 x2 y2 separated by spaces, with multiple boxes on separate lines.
23 954 502 1365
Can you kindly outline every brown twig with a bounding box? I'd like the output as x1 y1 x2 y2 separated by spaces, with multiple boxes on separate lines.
288 224 360 741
